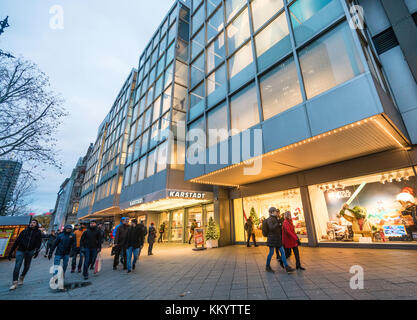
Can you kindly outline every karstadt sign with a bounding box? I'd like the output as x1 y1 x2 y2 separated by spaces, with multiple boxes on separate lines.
168 191 206 199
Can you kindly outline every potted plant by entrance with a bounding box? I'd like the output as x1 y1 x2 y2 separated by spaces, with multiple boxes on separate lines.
206 217 220 248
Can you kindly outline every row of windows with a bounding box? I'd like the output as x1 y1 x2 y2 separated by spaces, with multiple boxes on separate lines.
189 21 365 147
95 176 118 203
79 192 92 210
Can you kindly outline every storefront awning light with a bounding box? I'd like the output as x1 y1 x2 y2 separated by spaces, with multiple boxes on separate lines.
124 197 211 212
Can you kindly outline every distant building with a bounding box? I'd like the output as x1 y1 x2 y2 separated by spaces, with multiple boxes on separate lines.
0 160 22 216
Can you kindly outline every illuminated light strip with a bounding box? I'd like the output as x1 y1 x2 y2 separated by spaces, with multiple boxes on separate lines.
373 118 406 149
189 117 378 185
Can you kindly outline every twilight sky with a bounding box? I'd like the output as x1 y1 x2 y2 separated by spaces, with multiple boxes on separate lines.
1 0 175 214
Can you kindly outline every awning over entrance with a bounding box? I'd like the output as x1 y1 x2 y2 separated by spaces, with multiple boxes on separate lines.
120 189 214 212
189 115 409 186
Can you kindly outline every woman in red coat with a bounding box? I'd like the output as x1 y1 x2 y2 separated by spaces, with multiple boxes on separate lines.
282 211 305 270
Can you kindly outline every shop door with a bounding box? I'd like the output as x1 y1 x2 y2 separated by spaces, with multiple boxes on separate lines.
170 209 184 242
187 205 203 243
160 212 170 242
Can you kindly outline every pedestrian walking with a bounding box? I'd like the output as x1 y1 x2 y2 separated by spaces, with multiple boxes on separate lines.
282 211 306 271
71 223 86 273
80 220 102 280
188 219 197 244
147 222 157 255
44 230 57 257
158 221 166 243
113 217 129 270
263 207 295 274
48 225 76 275
244 216 258 247
126 219 147 273
8 219 42 290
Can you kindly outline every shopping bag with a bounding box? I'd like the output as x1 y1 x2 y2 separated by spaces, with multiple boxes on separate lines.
94 252 102 274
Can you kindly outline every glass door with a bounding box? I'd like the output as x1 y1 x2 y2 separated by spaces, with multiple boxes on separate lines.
160 211 170 242
170 209 184 241
187 205 203 243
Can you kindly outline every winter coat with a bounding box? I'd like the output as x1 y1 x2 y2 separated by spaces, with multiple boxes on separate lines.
80 226 102 250
148 226 157 243
73 229 85 248
265 215 283 248
244 219 254 234
282 219 299 249
126 225 147 248
114 224 130 247
9 226 42 253
159 223 166 233
46 233 57 246
50 231 76 256
112 223 122 238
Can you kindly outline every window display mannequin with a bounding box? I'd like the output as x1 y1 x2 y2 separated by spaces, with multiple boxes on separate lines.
397 187 417 239
339 203 376 242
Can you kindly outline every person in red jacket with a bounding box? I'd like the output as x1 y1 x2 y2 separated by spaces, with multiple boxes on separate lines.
282 211 305 271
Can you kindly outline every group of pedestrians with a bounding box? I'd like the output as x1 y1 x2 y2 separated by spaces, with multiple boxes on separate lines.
112 217 157 273
246 207 306 273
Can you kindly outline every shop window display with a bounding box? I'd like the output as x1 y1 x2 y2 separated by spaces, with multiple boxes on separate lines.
309 168 417 243
234 189 308 243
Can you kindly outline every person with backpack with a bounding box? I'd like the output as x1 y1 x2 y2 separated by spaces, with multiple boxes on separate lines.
282 211 306 271
113 217 129 270
48 225 76 275
8 219 42 290
147 222 157 255
263 207 295 274
71 223 86 273
244 216 258 247
188 219 198 244
44 230 57 258
158 222 166 243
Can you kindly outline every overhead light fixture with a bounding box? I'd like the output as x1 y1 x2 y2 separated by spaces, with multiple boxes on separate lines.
387 174 394 183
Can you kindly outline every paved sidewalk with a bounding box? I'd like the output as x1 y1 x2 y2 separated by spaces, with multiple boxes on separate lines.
1 244 417 300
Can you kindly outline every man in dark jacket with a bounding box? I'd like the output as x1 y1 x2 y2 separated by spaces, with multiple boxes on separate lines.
8 219 42 290
264 207 295 274
80 220 102 280
147 222 157 255
44 230 57 257
48 225 76 275
244 216 258 247
113 217 129 270
125 219 147 273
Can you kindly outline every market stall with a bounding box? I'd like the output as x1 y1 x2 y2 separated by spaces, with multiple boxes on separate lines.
0 216 31 258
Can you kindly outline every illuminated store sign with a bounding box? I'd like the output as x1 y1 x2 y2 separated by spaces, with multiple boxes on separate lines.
168 191 206 199
129 198 144 206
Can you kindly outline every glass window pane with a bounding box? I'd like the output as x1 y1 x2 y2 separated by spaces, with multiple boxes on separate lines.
166 43 175 65
191 28 204 61
226 8 250 54
123 165 131 187
157 54 166 77
150 121 160 147
144 107 152 129
175 60 188 87
156 141 168 172
251 0 284 31
207 102 228 147
133 137 141 159
155 76 163 97
153 96 161 122
161 19 168 35
177 38 189 61
151 47 159 66
208 0 223 17
131 161 139 184
136 115 143 137
230 83 259 133
173 84 188 111
147 85 154 105
190 82 205 108
141 130 149 154
290 0 344 45
207 32 225 73
225 0 246 22
164 63 174 89
162 85 172 114
159 35 167 55
260 57 303 120
254 12 290 65
191 53 205 88
207 64 226 96
138 156 147 181
148 66 156 85
299 22 365 99
192 4 204 35
207 6 224 42
168 20 177 44
228 41 254 78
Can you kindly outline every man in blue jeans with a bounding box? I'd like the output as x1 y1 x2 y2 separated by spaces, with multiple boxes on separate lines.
126 219 147 273
80 220 102 280
8 219 42 290
48 225 76 275
263 207 295 274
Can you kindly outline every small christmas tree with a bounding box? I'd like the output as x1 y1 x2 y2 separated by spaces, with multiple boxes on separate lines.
206 217 220 240
249 207 260 227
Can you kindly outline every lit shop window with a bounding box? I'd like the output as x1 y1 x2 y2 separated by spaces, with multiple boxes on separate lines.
299 22 364 99
233 189 307 242
308 168 417 243
230 82 259 134
171 209 184 241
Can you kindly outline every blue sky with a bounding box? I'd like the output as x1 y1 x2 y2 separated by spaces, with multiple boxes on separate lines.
1 0 175 214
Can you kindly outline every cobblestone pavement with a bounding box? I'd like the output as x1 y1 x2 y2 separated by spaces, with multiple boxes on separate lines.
1 244 417 300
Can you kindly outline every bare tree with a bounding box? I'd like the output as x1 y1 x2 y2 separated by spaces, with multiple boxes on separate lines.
3 169 36 216
0 55 67 168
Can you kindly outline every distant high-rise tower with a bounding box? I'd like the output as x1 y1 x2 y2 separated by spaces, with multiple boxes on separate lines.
0 160 22 215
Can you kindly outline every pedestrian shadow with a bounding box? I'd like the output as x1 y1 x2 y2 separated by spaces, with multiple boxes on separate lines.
52 281 92 293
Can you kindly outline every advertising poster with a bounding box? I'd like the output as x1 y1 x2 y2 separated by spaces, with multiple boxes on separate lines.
194 228 204 246
0 229 13 257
